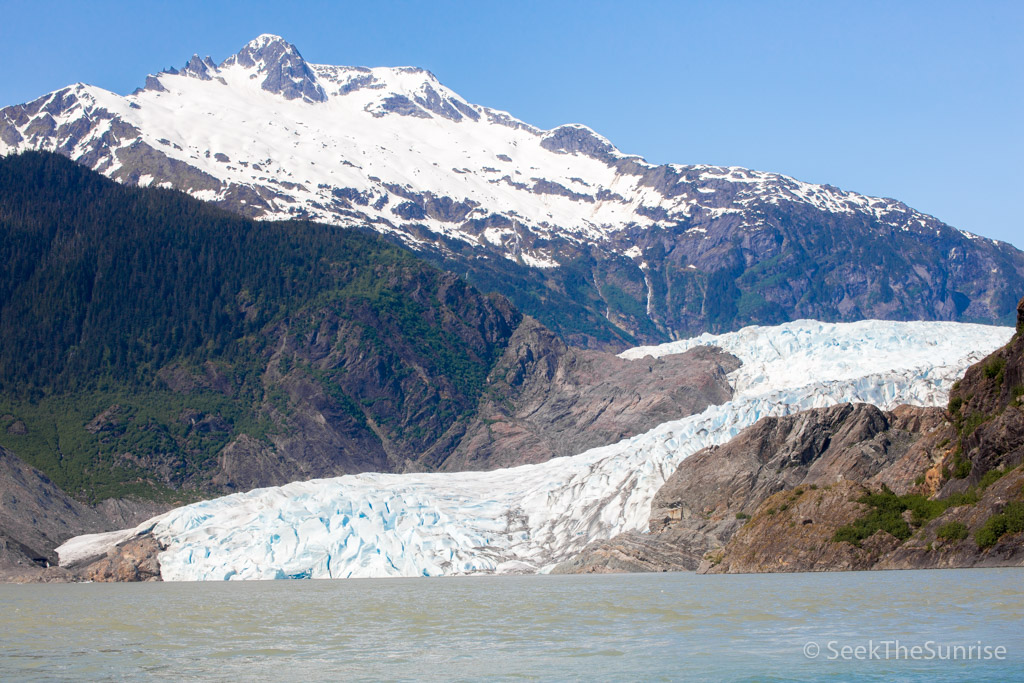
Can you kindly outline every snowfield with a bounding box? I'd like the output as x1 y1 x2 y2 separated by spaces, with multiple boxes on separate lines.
1 35 979 269
57 319 1013 580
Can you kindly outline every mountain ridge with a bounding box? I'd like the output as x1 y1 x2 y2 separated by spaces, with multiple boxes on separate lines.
0 151 738 505
3 34 1022 346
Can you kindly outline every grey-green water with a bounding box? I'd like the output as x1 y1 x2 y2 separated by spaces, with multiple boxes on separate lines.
1 568 1022 681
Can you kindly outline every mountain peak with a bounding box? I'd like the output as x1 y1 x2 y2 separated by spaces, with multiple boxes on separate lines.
182 54 214 81
220 34 327 103
247 33 288 49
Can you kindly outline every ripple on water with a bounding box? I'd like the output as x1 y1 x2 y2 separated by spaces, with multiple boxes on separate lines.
0 569 1021 681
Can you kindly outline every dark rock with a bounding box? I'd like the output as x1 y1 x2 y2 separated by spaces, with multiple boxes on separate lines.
0 446 172 581
550 530 698 574
434 317 739 470
112 139 222 193
182 54 214 81
531 179 593 203
336 74 380 96
85 405 122 434
413 84 466 122
220 35 327 103
540 124 619 163
378 95 431 119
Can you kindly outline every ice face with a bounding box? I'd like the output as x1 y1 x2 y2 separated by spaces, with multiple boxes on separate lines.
57 320 1014 580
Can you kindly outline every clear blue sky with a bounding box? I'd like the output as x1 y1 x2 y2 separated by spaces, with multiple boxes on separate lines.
2 0 1021 247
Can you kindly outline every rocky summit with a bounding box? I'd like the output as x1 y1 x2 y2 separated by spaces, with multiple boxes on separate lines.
2 35 1022 346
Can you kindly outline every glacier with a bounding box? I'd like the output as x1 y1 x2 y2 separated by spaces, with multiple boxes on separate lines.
57 320 1014 580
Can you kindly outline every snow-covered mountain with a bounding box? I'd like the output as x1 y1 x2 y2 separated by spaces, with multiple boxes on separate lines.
3 35 1022 343
57 319 1014 580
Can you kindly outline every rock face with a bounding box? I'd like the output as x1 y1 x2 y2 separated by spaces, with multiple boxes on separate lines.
706 469 1024 574
435 319 739 470
554 403 945 573
219 34 327 103
0 446 170 582
2 35 1022 347
559 296 1024 575
0 446 108 571
75 534 164 582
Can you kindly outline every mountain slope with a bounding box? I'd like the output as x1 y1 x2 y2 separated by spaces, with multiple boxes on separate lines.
559 297 1024 575
0 151 520 498
0 445 167 580
0 151 737 503
54 319 1013 580
2 35 1022 345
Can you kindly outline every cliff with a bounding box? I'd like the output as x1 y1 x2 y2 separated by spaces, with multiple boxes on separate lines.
557 296 1024 574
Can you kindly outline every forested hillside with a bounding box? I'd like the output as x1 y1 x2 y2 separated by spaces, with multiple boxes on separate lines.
0 152 520 500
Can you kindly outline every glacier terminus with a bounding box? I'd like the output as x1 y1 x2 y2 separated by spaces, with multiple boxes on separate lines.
57 319 1014 580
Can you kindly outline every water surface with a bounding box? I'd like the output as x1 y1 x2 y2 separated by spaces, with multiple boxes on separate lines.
2 569 1021 681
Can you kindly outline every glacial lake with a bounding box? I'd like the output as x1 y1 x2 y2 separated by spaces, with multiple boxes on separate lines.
1 568 1022 681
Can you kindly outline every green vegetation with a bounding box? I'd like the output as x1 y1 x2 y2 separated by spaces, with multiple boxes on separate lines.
979 467 1009 490
983 357 1006 385
976 501 1024 550
0 151 519 501
958 412 989 438
832 487 978 547
735 512 751 520
0 151 448 397
951 450 973 479
0 386 269 502
936 521 969 542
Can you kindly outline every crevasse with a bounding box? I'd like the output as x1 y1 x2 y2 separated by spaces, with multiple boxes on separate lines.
58 320 1013 580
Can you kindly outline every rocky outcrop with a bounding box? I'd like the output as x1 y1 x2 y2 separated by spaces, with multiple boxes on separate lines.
549 530 697 574
559 296 1024 575
75 534 164 582
0 446 171 582
436 318 739 470
220 34 327 103
0 447 108 571
554 403 945 573
705 468 1024 573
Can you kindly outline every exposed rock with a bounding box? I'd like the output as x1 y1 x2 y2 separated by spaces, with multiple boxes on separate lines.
550 530 697 574
182 54 214 81
0 447 109 571
77 534 164 582
92 498 171 530
705 468 1024 573
435 317 739 470
540 124 620 164
377 94 432 119
112 139 222 193
220 34 327 103
558 403 938 573
0 446 172 582
701 482 899 574
576 296 1024 575
85 404 122 434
